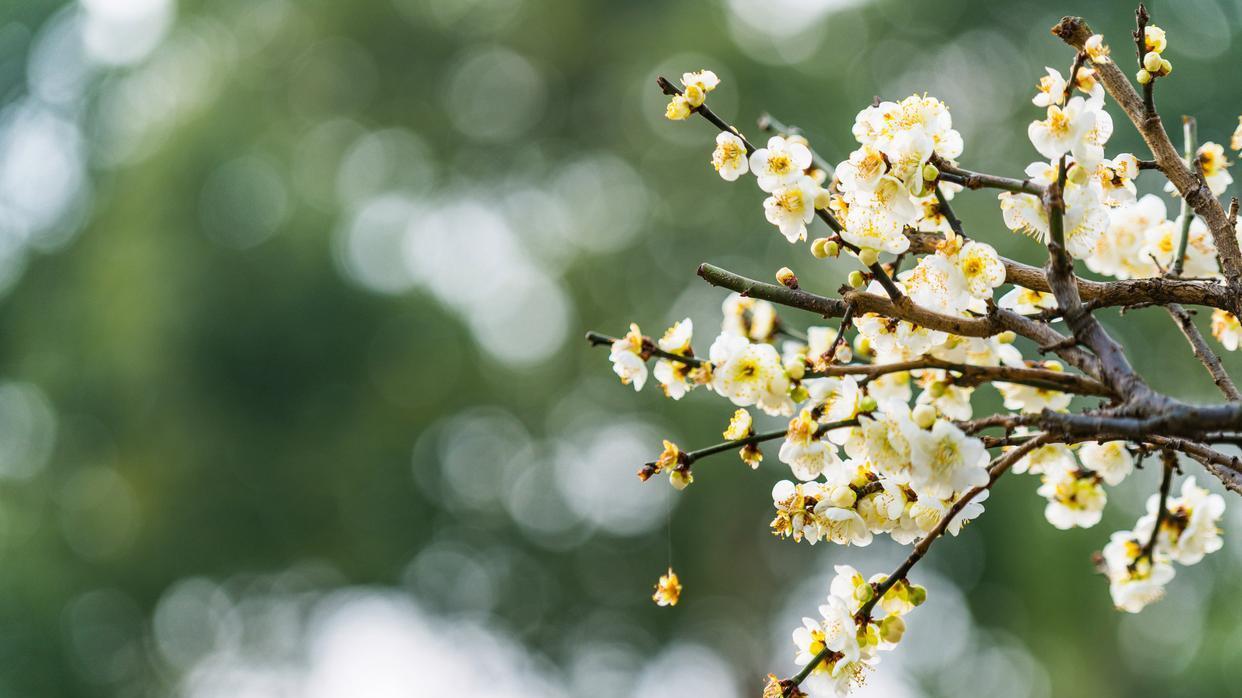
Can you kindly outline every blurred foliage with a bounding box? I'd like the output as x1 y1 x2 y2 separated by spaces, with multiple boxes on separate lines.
0 0 1241 696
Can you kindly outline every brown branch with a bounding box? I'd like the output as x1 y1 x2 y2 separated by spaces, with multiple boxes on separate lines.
1043 167 1154 402
1164 304 1242 400
907 231 1233 312
584 330 706 367
1138 450 1176 562
696 262 1103 378
810 357 1112 397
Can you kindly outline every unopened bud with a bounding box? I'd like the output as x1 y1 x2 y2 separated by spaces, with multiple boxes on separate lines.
776 267 798 288
669 467 693 490
790 385 810 404
879 615 906 644
1160 58 1172 76
908 584 928 606
853 582 874 605
784 359 806 380
848 270 866 289
912 403 937 429
811 237 833 258
834 344 853 363
824 241 840 258
928 381 947 398
858 395 878 413
1137 69 1152 85
1143 51 1162 72
1044 360 1064 373
1066 163 1090 185
922 162 940 183
858 247 879 267
829 485 857 509
997 330 1017 344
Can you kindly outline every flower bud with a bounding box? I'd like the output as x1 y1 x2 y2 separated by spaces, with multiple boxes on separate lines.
811 237 833 259
908 584 928 607
813 188 833 210
922 162 940 183
848 270 866 288
1160 58 1172 76
834 344 853 364
784 358 806 380
1045 360 1064 373
669 467 693 490
776 267 798 288
853 582 874 605
1066 163 1090 185
1136 69 1152 85
1143 51 1162 72
858 247 879 267
1144 25 1166 53
829 485 857 509
928 381 946 398
997 330 1017 344
879 615 906 644
824 241 840 258
858 395 878 413
790 384 809 404
912 403 937 429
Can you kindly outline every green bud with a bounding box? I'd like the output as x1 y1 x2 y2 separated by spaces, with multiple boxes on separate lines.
1137 69 1152 85
858 247 880 267
997 330 1017 344
928 381 947 398
1160 58 1172 75
922 162 940 184
848 270 866 289
1143 51 1162 72
858 395 878 414
879 615 906 644
909 584 928 607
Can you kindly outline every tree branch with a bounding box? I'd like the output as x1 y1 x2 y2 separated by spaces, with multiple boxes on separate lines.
1164 304 1242 400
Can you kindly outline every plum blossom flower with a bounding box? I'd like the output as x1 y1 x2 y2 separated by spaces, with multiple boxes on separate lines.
751 136 813 193
779 408 843 481
652 567 683 606
1028 97 1102 167
1211 309 1242 350
609 323 647 390
1101 531 1174 613
904 419 989 500
1078 440 1134 486
763 176 819 243
1039 464 1106 529
712 132 749 181
653 318 696 399
710 332 793 415
1134 476 1226 565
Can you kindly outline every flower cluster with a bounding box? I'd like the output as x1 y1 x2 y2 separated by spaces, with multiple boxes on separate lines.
786 565 926 697
1102 476 1224 612
594 12 1242 694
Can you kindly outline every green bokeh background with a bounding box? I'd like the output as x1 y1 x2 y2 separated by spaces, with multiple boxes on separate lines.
1 0 1242 695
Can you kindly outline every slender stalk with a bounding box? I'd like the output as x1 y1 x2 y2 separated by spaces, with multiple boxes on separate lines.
1170 116 1197 277
584 330 706 367
1139 450 1176 562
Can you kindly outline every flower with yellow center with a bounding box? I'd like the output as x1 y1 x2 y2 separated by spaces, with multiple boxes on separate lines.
1211 309 1242 350
1196 142 1233 195
955 241 1006 300
723 408 753 440
711 132 749 182
1084 34 1110 64
998 286 1058 315
1028 97 1101 167
609 323 647 390
664 95 691 121
751 136 813 192
1078 440 1133 486
1032 66 1067 107
680 69 719 107
1101 531 1174 613
1144 25 1167 53
1038 465 1106 529
652 567 682 606
763 176 819 243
